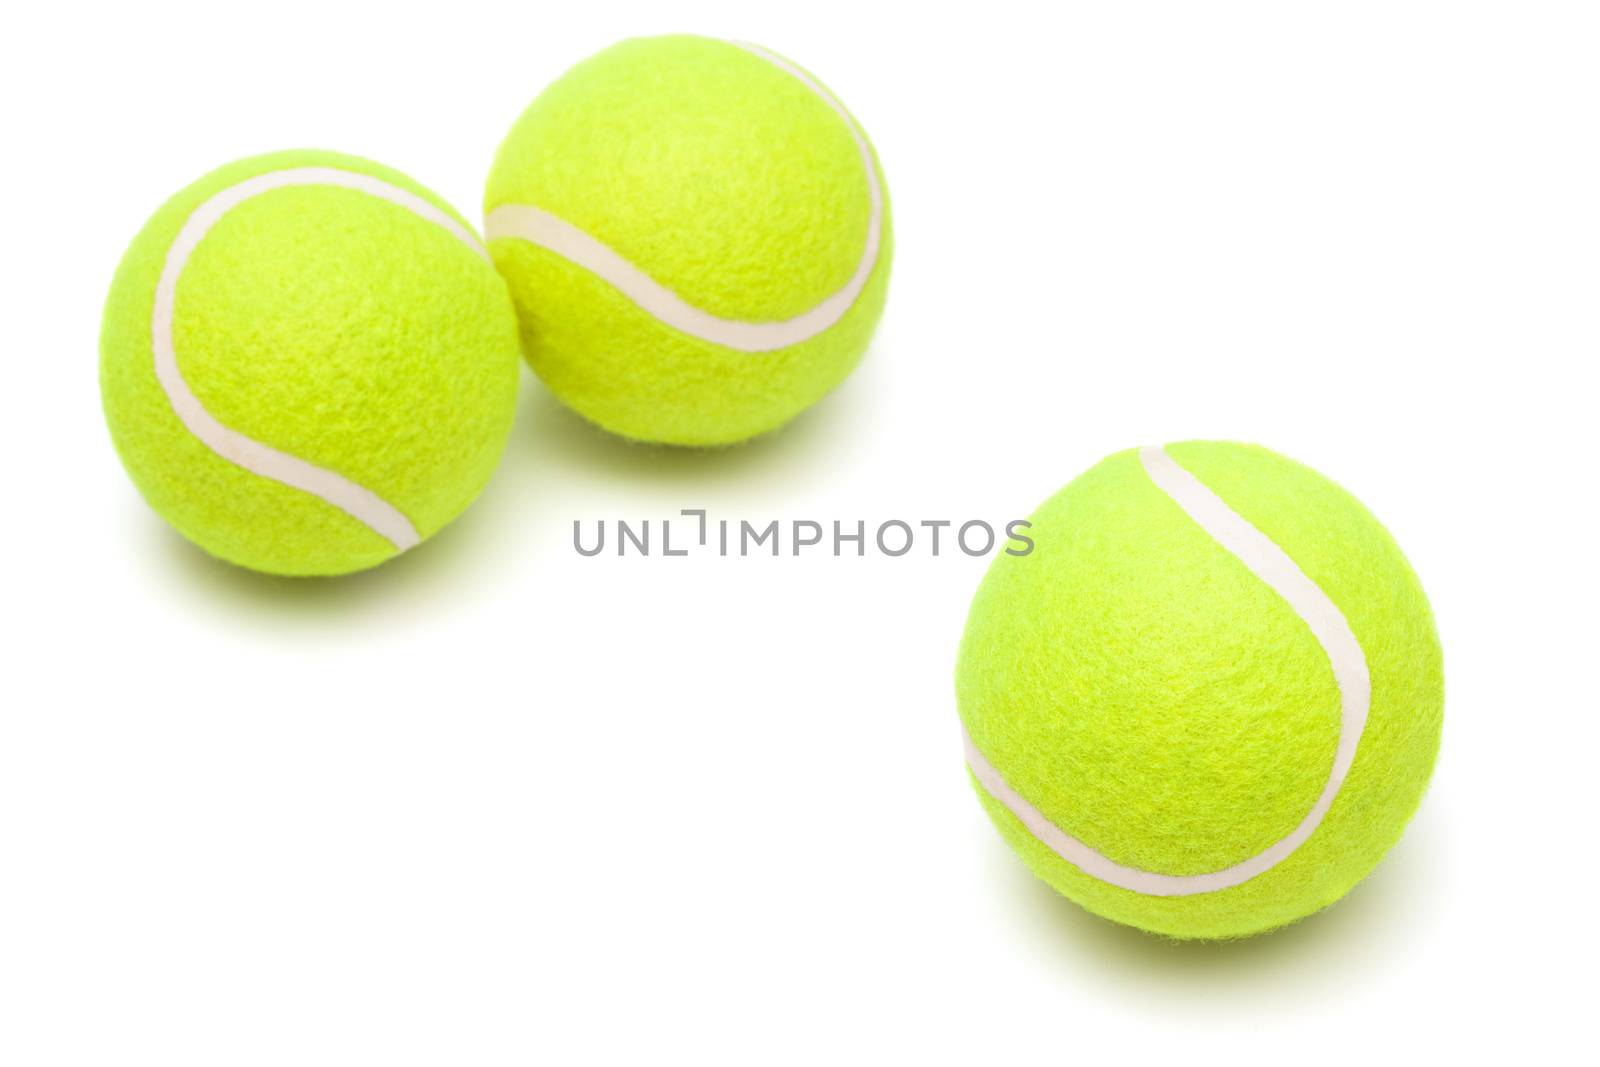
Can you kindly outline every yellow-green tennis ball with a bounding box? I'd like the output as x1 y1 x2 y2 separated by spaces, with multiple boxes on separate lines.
484 35 892 447
101 150 522 577
957 442 1444 939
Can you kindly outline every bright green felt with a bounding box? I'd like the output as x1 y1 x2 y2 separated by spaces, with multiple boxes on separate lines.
485 36 893 446
956 442 1444 938
101 150 521 575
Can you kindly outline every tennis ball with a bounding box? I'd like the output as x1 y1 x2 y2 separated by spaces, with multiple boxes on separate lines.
101 150 522 576
957 442 1443 939
484 35 892 446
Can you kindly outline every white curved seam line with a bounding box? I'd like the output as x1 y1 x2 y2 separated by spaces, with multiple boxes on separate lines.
965 446 1372 897
153 167 488 552
483 40 883 353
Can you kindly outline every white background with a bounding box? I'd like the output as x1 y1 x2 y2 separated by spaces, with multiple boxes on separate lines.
2 1 1595 1063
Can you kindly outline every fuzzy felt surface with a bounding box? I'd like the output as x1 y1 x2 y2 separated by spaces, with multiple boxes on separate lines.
101 150 521 576
956 442 1444 939
484 35 893 446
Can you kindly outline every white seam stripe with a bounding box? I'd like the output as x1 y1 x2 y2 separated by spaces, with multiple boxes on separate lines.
153 166 489 553
965 445 1372 897
483 40 883 353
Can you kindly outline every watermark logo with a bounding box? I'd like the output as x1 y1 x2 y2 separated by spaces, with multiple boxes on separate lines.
574 510 1034 558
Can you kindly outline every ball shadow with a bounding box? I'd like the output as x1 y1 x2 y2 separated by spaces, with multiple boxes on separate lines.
513 369 875 489
147 491 499 623
138 345 884 621
142 384 547 623
988 811 1445 993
